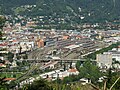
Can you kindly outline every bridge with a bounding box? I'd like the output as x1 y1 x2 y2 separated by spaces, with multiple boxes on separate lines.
23 59 96 63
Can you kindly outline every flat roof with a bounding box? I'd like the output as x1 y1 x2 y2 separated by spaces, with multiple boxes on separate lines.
64 44 80 49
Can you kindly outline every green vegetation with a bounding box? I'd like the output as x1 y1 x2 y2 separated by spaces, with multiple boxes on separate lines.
0 77 9 90
52 82 96 90
73 60 102 84
0 16 5 40
78 60 102 84
14 7 26 14
19 78 96 90
0 72 22 78
0 16 5 29
7 52 14 62
106 72 120 90
1 0 120 23
52 60 103 85
0 59 119 90
19 79 53 90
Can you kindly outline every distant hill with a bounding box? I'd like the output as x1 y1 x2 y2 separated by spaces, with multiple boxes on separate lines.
1 0 120 23
0 0 37 14
1 0 37 6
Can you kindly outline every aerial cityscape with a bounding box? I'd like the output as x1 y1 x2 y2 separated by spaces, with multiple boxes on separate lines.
0 0 120 90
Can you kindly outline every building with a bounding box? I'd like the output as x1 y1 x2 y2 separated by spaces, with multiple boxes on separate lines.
68 68 79 75
36 39 44 48
0 63 6 68
96 54 112 68
63 35 69 40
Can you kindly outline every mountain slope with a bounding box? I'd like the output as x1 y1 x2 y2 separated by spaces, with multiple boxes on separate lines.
0 0 37 14
1 0 120 22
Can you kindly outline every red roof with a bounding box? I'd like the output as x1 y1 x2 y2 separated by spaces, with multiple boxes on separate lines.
68 68 78 72
0 44 7 46
13 40 17 42
0 63 6 67
3 78 16 81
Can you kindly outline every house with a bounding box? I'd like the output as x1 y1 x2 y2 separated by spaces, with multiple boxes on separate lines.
63 35 69 40
36 39 44 48
3 78 16 81
0 63 6 68
3 78 16 84
80 78 91 85
68 68 79 75
11 60 17 67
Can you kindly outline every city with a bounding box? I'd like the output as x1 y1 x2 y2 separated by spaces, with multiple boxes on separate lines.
0 0 120 90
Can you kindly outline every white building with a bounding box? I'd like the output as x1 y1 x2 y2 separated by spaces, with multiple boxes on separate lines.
112 52 120 62
96 54 112 68
104 48 120 62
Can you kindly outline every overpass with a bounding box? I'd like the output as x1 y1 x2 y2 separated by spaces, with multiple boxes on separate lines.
23 59 96 63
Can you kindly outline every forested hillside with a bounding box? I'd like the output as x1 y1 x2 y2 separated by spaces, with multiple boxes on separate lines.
0 0 120 22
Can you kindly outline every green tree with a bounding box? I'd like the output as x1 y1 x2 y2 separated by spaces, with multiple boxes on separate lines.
106 67 120 90
19 79 53 90
76 61 82 70
78 60 102 83
23 54 28 59
0 16 5 40
7 52 14 62
0 77 9 90
106 58 120 89
0 16 5 29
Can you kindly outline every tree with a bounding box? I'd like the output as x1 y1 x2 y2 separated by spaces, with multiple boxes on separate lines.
62 75 79 84
0 16 5 40
76 61 82 71
106 58 120 89
0 16 5 29
0 77 9 90
19 79 53 90
63 63 66 71
7 52 14 62
23 54 28 59
106 67 120 90
78 60 102 83
112 59 120 71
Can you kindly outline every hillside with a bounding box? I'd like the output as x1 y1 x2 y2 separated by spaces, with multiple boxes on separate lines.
0 0 37 14
1 0 120 23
